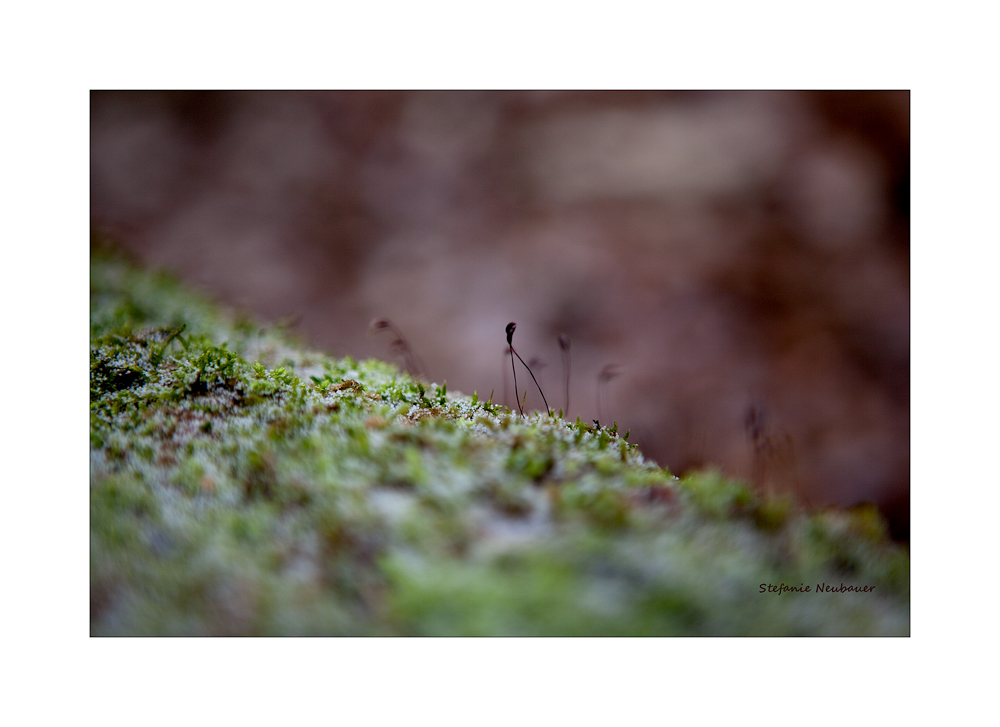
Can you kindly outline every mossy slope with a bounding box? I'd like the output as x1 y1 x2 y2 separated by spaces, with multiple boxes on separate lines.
90 248 909 636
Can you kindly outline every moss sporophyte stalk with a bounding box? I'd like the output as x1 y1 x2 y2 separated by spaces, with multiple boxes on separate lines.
90 245 910 636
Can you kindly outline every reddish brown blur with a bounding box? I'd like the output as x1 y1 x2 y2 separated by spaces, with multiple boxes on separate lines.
91 90 909 538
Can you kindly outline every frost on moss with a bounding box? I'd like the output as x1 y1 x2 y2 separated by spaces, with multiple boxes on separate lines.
90 247 909 636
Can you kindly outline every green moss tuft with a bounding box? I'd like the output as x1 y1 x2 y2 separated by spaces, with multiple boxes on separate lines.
90 249 909 636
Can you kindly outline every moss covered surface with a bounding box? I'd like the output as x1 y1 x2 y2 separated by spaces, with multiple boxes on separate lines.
90 248 909 636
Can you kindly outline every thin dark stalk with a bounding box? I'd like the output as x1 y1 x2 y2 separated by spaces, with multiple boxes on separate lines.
529 356 549 404
510 351 521 415
744 402 767 488
597 364 620 424
513 348 549 414
744 401 802 500
558 334 571 417
506 323 522 415
501 349 510 410
506 322 550 416
369 318 425 378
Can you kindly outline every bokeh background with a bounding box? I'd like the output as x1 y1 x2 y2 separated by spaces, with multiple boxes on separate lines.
91 90 909 539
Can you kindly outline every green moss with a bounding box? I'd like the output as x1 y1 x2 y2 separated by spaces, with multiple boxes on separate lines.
678 469 755 519
90 247 909 636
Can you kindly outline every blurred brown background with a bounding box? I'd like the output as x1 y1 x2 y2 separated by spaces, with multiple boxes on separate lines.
91 90 910 539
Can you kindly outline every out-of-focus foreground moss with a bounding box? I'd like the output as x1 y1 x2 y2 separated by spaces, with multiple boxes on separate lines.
90 245 909 636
